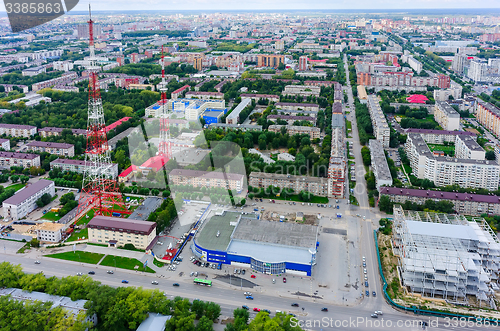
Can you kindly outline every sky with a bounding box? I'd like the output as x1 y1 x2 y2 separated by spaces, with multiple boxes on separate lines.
63 0 500 11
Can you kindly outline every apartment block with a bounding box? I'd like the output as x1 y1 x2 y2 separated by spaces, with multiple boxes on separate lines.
0 139 10 151
404 129 476 144
249 172 329 197
268 125 320 139
31 72 78 92
87 216 157 250
357 72 450 89
275 102 320 112
367 95 390 147
169 169 245 193
39 127 87 137
208 123 262 131
226 98 252 125
0 152 40 168
257 54 284 68
328 125 346 198
476 101 500 138
368 139 393 189
267 115 315 125
26 141 74 157
36 222 64 243
50 158 119 179
434 101 460 131
282 85 321 97
3 179 55 221
0 124 37 137
405 133 499 191
185 91 224 99
239 94 280 103
454 135 485 160
433 85 462 102
380 187 500 216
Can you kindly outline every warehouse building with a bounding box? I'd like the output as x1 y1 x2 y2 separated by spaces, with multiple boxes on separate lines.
3 179 55 221
392 206 500 307
192 211 318 276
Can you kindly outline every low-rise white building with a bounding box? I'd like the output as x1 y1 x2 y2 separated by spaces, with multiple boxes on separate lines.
50 158 118 179
26 141 74 157
0 151 40 168
3 179 55 221
0 124 37 137
36 222 64 243
0 139 10 151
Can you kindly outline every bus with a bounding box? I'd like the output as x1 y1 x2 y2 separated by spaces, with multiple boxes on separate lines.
193 278 212 287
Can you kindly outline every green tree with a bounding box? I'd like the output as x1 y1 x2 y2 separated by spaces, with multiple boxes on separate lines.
195 316 214 331
378 195 392 213
10 174 19 183
486 150 496 160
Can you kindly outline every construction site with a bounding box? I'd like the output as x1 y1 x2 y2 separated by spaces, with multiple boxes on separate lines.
260 210 318 225
390 205 500 309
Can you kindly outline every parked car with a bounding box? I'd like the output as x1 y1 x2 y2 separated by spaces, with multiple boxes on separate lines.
321 307 328 312
253 308 260 312
241 269 245 275
152 281 159 285
242 305 249 310
76 272 83 276
88 271 95 275
122 280 129 284
365 291 369 297
246 296 254 300
262 309 271 314
291 303 299 307
365 281 369 287
107 270 114 274
34 261 40 264
173 283 180 287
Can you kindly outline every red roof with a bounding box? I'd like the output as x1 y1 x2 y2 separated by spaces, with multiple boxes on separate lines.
140 155 169 170
173 84 190 94
118 165 137 178
106 117 131 131
406 94 429 104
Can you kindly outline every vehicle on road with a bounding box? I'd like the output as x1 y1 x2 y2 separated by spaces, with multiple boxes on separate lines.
291 303 299 307
321 307 328 312
244 292 252 296
88 271 95 275
173 283 180 287
76 272 83 276
246 296 254 300
152 281 159 285
107 270 114 274
363 268 367 274
251 275 256 278
288 313 296 317
122 280 129 283
242 305 249 310
193 278 211 286
371 314 378 318
253 308 260 312
241 269 245 275
372 291 376 297
282 277 286 283
365 290 369 297
262 309 271 314
34 261 40 264
375 311 383 315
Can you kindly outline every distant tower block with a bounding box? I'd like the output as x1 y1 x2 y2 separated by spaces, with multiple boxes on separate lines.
76 5 130 220
158 45 172 164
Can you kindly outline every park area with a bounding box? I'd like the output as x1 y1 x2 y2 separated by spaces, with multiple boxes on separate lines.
45 251 105 264
100 255 155 273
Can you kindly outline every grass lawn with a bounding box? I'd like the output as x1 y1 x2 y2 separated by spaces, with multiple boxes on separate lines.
428 143 455 156
6 183 26 192
41 211 61 222
403 164 413 176
345 119 352 131
45 251 104 264
64 209 95 242
100 255 155 273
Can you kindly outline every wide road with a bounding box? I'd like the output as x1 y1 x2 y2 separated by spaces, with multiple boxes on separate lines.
0 243 492 330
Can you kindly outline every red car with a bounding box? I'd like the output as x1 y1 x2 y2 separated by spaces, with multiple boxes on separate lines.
251 275 256 278
283 277 287 283
253 308 260 312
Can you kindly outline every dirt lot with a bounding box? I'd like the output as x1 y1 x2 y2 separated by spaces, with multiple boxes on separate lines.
261 210 318 225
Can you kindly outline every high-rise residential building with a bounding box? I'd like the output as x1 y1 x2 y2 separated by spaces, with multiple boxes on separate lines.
193 55 203 71
476 100 500 138
468 60 487 82
257 54 284 68
451 53 467 74
434 101 460 131
77 24 101 39
367 95 390 147
299 56 308 71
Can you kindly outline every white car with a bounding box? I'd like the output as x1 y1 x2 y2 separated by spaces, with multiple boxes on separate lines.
244 292 252 296
34 260 40 264
76 272 83 276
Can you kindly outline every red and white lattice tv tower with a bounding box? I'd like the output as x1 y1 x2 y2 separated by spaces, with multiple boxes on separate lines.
76 5 130 219
158 46 172 163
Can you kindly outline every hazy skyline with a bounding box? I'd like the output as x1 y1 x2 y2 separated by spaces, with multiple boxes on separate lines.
2 0 500 14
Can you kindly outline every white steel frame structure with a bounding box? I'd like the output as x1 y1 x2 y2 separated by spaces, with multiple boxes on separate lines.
392 206 500 308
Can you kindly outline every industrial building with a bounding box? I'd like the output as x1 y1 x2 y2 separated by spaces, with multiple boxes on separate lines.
380 187 500 216
367 95 390 147
3 179 55 221
192 211 318 276
368 139 393 189
434 101 460 131
392 206 500 307
87 216 157 250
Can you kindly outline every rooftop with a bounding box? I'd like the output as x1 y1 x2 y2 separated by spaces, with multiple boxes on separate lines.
3 179 53 206
0 151 39 160
380 187 500 204
169 169 244 182
27 141 73 149
88 216 156 235
195 211 240 251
